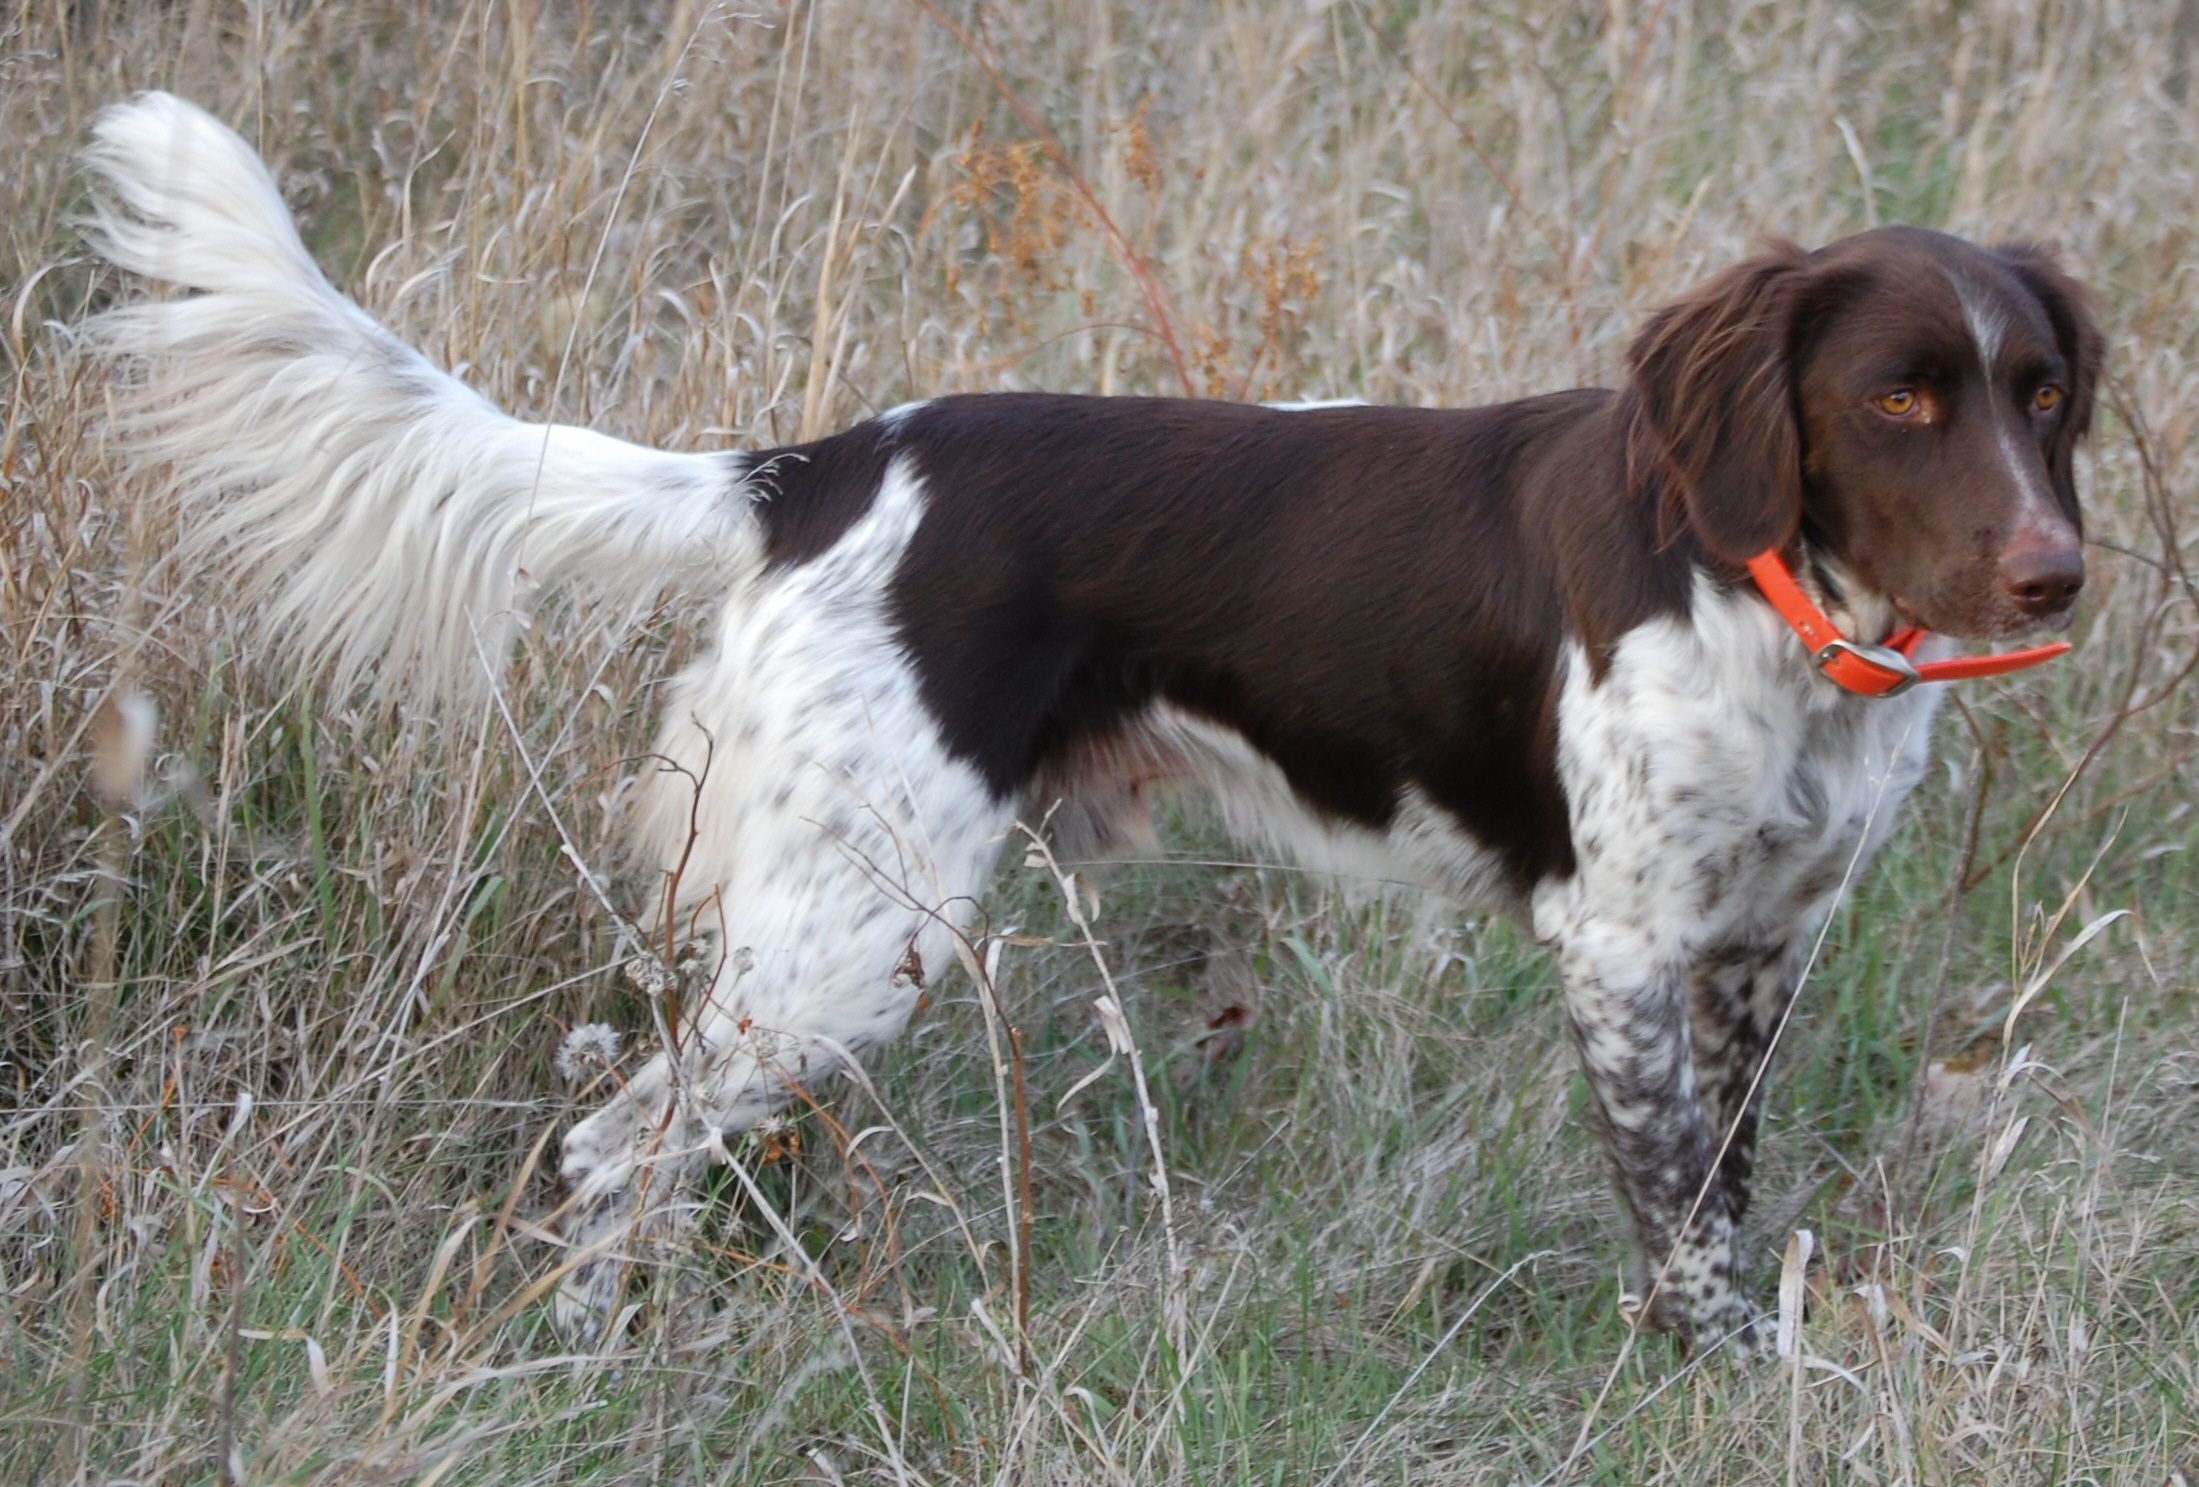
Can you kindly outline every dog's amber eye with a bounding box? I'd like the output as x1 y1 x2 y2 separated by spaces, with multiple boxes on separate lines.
1875 389 1918 417
2034 385 2064 412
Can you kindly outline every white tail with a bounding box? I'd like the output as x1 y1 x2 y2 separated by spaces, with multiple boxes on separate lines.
81 92 760 698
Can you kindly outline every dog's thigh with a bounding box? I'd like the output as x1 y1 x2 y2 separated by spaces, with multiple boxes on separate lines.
555 571 1011 1331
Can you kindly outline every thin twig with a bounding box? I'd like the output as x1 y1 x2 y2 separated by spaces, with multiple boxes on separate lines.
1958 374 2198 891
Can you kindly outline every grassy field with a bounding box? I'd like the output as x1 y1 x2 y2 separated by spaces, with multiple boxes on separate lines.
4 1 2197 1482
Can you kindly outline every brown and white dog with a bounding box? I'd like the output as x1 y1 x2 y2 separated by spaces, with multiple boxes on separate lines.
83 93 2098 1349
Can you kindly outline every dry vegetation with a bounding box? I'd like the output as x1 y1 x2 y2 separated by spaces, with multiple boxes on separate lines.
3 1 2198 1482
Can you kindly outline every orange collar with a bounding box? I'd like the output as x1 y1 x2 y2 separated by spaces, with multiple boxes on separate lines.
1744 550 2071 697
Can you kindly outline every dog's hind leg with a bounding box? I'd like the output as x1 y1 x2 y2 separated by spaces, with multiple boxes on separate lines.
551 465 1012 1336
551 706 1008 1336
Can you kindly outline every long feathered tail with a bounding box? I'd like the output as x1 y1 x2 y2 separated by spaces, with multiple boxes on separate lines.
80 92 760 698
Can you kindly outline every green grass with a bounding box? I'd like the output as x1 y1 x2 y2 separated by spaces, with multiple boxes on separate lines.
5 1 2199 1482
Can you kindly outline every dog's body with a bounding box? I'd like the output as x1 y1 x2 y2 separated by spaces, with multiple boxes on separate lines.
83 94 2098 1349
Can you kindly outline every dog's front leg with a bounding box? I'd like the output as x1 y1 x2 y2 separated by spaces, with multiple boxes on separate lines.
1686 939 1806 1237
1552 925 1763 1353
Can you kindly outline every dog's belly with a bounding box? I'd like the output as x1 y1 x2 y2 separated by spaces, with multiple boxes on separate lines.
1031 702 1525 913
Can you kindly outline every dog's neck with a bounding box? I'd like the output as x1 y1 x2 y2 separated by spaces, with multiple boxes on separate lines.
1797 547 1906 646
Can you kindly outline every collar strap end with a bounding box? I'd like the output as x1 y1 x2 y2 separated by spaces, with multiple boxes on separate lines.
1746 550 2071 698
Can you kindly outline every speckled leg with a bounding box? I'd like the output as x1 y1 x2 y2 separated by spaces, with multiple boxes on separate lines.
552 978 860 1339
551 465 1015 1339
549 797 1009 1339
1552 927 1761 1352
1687 940 1805 1230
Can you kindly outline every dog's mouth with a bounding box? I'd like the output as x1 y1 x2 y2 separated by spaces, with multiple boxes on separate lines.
2023 604 2080 636
1892 590 2080 642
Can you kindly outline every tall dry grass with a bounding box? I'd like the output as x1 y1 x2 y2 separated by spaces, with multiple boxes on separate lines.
2 2 2196 1482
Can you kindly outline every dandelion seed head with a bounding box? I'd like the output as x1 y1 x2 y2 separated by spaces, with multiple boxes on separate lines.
555 1022 623 1082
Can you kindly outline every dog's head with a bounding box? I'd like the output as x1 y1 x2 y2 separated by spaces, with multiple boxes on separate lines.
1626 226 2103 639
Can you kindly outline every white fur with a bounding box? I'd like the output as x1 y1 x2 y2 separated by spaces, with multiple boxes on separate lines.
73 95 1003 1330
1534 575 1939 959
1955 274 2009 370
556 461 1010 1327
1530 575 1940 1342
1144 706 1515 907
81 93 759 698
1954 271 2064 533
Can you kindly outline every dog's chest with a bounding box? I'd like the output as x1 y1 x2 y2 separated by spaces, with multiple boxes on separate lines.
1534 590 1943 951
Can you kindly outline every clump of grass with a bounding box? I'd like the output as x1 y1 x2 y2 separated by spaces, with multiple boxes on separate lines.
3 2 2197 1483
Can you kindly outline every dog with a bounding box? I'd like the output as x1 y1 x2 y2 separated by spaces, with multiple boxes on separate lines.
81 93 2098 1350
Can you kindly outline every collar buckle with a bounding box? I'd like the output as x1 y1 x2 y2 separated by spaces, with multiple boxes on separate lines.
1812 637 1920 697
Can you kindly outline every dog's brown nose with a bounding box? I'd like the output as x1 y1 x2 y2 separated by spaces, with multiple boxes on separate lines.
1999 531 2085 618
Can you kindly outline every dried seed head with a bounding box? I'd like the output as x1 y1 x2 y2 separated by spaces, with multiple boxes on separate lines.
620 953 674 998
555 1022 623 1083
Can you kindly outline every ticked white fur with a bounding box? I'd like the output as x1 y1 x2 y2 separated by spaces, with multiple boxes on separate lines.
1535 574 1941 963
1528 575 1941 1339
555 462 1010 1324
78 94 1010 1325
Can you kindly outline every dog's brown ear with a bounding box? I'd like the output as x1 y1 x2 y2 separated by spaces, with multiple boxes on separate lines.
1995 241 2105 531
1625 243 1811 566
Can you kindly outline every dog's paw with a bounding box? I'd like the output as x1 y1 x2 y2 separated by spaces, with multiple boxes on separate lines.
552 1262 628 1345
548 1193 638 1347
1620 1286 1775 1361
1719 1308 1780 1363
546 1172 713 1347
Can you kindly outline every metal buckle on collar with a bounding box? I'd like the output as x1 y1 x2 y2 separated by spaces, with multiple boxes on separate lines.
1814 638 1920 697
